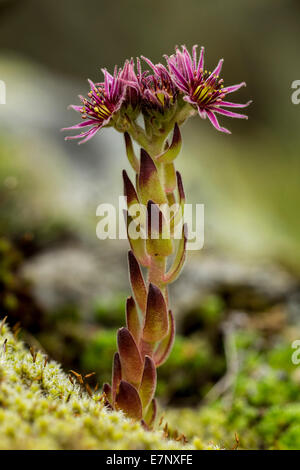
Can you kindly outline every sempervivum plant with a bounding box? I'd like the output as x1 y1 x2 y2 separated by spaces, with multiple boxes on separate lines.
63 45 250 427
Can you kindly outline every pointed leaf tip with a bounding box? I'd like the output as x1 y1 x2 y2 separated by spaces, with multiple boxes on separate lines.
139 149 167 205
176 171 185 202
128 250 147 313
112 352 122 402
126 213 150 267
126 296 141 343
103 383 112 404
123 170 139 207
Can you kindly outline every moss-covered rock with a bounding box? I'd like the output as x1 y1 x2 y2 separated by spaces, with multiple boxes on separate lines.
0 319 214 450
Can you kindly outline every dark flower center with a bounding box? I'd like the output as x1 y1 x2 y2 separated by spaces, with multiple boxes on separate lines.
192 72 225 108
81 88 113 122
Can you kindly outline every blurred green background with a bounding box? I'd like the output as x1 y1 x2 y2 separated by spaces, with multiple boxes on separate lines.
1 0 300 449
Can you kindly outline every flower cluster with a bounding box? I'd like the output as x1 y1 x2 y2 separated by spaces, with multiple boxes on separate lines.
63 45 251 143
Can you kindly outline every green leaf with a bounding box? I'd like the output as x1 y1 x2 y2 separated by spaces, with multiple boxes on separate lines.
154 310 175 367
124 132 139 172
138 149 167 205
123 170 140 211
156 124 182 164
126 213 150 267
143 398 157 427
103 383 112 404
163 162 176 193
146 201 173 257
164 224 187 284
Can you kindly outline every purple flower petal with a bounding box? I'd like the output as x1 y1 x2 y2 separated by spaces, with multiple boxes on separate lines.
182 45 194 81
167 61 189 92
212 59 224 78
210 106 248 119
192 45 198 70
141 56 159 75
222 82 246 94
68 105 83 112
64 128 97 140
78 126 101 144
197 105 207 119
197 47 205 76
61 119 97 131
206 110 231 134
218 100 252 108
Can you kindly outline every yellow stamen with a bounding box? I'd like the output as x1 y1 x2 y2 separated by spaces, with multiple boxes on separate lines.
156 92 165 106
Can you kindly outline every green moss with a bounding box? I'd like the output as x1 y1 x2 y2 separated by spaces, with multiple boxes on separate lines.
158 334 224 399
93 294 128 328
81 329 117 384
200 294 225 325
0 319 213 450
165 329 300 450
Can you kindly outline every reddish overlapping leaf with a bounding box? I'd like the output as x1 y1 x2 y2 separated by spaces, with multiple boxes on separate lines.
154 310 175 367
143 283 168 343
117 327 143 387
128 250 147 313
115 380 142 420
126 296 141 343
139 355 157 409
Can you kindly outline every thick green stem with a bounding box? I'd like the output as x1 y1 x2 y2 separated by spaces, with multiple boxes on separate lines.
148 255 168 298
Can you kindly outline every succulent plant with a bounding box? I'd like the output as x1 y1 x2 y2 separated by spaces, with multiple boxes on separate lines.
63 45 249 426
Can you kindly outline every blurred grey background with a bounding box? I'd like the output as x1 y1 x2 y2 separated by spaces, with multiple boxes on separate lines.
0 0 300 319
1 0 300 266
